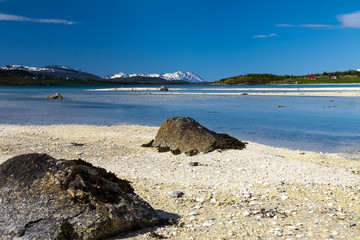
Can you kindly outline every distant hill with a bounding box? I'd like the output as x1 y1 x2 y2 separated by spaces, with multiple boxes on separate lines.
214 74 291 85
4 63 360 86
0 69 112 86
0 67 196 86
0 65 205 85
213 70 360 85
0 65 102 80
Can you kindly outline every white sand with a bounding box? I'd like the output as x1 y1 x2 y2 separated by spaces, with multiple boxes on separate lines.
0 124 360 239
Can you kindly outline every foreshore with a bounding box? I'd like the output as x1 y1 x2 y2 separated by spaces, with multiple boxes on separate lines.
1 124 360 239
88 86 360 97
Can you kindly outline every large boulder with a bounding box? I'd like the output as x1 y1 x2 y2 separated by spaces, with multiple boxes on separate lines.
0 153 161 240
148 117 246 156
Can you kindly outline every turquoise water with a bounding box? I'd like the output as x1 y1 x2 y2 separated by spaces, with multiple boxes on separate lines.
0 85 359 153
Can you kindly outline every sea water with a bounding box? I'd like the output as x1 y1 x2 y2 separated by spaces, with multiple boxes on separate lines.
0 85 359 153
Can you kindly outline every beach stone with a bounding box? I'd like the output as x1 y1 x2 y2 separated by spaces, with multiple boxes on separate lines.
0 153 161 240
189 162 199 167
160 86 169 91
150 117 246 155
170 190 185 198
45 93 63 99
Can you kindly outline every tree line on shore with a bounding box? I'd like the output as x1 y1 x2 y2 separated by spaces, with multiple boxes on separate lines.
213 70 360 85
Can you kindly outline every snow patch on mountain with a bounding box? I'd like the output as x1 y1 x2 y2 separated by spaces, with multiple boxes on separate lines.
0 65 101 79
0 65 84 73
109 71 205 83
0 65 48 72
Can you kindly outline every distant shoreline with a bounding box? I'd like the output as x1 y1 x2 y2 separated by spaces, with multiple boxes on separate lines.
3 81 360 87
88 86 360 97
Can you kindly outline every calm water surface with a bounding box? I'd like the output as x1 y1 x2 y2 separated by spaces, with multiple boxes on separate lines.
0 85 359 153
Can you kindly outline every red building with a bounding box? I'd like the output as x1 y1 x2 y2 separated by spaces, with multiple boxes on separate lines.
308 74 316 80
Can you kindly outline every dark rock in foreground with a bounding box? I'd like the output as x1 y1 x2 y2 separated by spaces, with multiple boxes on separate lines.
0 153 161 240
45 92 63 99
146 117 246 156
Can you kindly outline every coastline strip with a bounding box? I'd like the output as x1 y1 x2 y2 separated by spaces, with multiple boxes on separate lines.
87 88 360 97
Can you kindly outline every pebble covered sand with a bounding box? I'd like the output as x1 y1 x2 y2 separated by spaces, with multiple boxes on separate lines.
0 124 360 239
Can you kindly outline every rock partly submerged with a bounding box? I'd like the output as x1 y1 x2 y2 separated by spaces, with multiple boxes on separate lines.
160 86 169 91
143 117 247 156
45 93 63 99
0 153 161 240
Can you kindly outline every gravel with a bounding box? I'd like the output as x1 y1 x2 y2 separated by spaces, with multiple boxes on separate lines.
0 124 360 239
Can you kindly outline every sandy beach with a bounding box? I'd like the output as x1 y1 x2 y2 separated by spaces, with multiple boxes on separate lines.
1 124 360 239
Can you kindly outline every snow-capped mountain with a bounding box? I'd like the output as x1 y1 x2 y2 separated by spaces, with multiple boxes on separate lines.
109 71 205 83
0 65 49 72
110 72 130 78
161 71 204 83
0 65 101 79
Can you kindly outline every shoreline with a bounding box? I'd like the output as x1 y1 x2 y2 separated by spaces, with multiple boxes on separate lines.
1 124 360 239
87 86 360 97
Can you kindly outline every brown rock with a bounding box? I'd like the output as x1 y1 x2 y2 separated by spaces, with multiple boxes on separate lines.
149 117 246 155
45 93 63 99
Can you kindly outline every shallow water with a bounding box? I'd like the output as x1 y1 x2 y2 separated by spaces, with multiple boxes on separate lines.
0 85 359 153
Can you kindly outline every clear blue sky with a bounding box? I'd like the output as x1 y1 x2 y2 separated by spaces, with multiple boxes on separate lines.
1 0 360 81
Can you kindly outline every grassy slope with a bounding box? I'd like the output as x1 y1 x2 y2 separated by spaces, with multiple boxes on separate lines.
213 74 360 85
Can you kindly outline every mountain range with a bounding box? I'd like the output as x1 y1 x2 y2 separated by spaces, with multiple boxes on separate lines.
0 65 205 83
0 65 102 80
108 71 204 83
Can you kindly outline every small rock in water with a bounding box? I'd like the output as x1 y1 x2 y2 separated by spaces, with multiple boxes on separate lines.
45 93 63 100
160 86 169 91
170 190 184 198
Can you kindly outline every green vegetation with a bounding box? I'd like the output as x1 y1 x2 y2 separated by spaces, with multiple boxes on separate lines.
213 70 360 85
214 74 292 85
295 77 360 84
0 70 115 86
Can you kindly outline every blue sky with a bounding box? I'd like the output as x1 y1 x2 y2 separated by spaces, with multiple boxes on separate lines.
1 0 360 81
